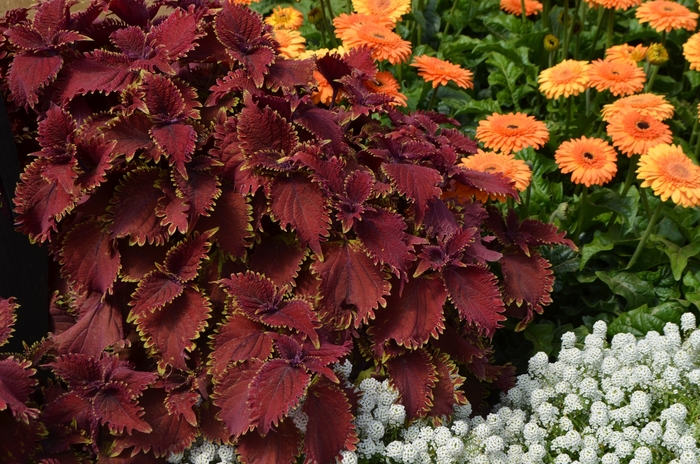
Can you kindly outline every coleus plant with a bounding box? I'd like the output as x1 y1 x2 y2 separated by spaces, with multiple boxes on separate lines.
0 0 575 462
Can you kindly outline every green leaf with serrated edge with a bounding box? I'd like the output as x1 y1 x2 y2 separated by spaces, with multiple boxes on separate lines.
608 302 685 337
595 271 655 311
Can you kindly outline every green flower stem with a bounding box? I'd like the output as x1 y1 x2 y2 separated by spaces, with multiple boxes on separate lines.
561 0 570 61
575 186 588 242
689 117 699 155
543 0 551 31
640 185 651 217
627 199 663 269
563 0 582 61
696 133 700 161
645 65 659 92
587 7 606 59
521 0 527 24
443 0 460 35
427 86 439 111
605 9 615 49
565 96 573 139
661 30 666 46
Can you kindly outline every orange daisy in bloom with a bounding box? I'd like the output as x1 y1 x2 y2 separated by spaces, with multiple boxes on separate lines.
273 29 306 59
637 144 700 207
605 44 648 65
311 70 344 105
587 59 646 96
333 13 395 43
538 60 590 99
636 0 698 33
606 109 673 156
601 93 675 122
341 23 412 64
410 55 474 89
683 32 700 71
296 46 348 60
352 0 411 22
500 0 543 16
476 112 549 155
364 71 408 107
596 0 641 10
265 6 304 30
455 150 532 202
554 136 618 187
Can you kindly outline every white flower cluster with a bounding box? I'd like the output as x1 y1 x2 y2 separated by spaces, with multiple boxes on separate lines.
167 439 237 464
459 314 700 464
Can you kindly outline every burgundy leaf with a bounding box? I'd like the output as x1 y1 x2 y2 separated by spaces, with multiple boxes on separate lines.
220 271 277 315
431 325 485 366
111 388 197 458
137 287 211 370
215 2 264 48
102 113 154 161
248 234 306 288
315 53 351 94
148 6 203 61
303 380 358 464
165 389 199 427
354 208 417 277
213 360 263 438
7 52 63 108
372 275 446 352
109 168 168 246
0 357 39 422
248 359 310 435
260 299 320 347
450 167 518 201
441 128 478 155
0 297 18 348
237 104 299 158
172 162 221 230
198 185 252 258
150 123 196 176
60 50 136 103
60 220 120 295
386 349 436 421
92 381 151 434
0 410 43 464
237 419 301 464
210 314 273 376
427 353 466 419
233 45 276 88
118 242 168 282
163 229 214 282
46 354 104 391
155 176 189 235
143 73 186 119
128 270 183 322
381 163 442 225
52 292 124 357
266 58 314 92
37 105 76 148
293 105 347 156
75 138 115 191
108 0 149 27
269 174 330 258
500 249 555 328
312 241 390 329
5 25 45 50
442 265 506 338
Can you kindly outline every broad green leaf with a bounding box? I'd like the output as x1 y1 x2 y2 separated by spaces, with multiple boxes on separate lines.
580 227 619 269
682 271 700 310
588 188 639 235
608 302 685 337
684 71 700 90
524 321 555 355
595 270 655 310
651 236 700 281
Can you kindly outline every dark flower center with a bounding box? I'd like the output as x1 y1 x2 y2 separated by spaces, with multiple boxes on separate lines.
583 152 594 160
637 121 650 130
507 124 519 129
484 166 497 172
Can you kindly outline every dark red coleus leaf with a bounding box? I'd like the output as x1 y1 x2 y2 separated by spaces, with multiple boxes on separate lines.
108 0 150 28
150 123 197 178
0 357 39 423
0 410 43 464
136 287 211 371
109 168 169 245
500 248 555 329
163 229 214 282
91 381 151 434
450 166 518 201
111 388 197 458
148 5 204 62
486 207 577 255
269 173 330 259
75 138 115 192
60 220 120 295
312 241 390 329
237 102 299 160
155 176 189 235
315 53 351 95
248 359 310 435
248 233 306 288
427 353 466 420
303 379 358 464
60 50 136 103
172 161 221 230
442 264 506 338
212 360 263 438
7 52 63 109
386 349 436 421
165 388 200 428
0 297 18 348
237 419 301 464
431 324 486 366
36 105 75 149
293 104 348 156
209 314 273 376
381 163 443 225
102 113 155 161
128 270 183 322
265 58 314 92
372 274 447 354
198 185 252 259
118 242 168 282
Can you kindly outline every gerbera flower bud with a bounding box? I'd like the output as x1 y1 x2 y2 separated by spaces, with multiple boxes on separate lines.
544 34 560 52
307 7 323 25
646 43 669 65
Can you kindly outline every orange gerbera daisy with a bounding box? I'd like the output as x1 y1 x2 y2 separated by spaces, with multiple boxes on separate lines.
605 44 648 65
311 70 339 106
364 71 407 107
500 0 543 16
601 93 675 122
538 60 590 99
554 136 618 187
637 144 700 207
273 29 306 59
606 109 673 156
341 23 412 64
636 0 698 33
410 55 474 89
333 13 395 43
352 0 411 22
587 59 646 96
265 6 304 30
455 150 532 202
595 0 641 9
476 112 549 155
683 32 700 71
